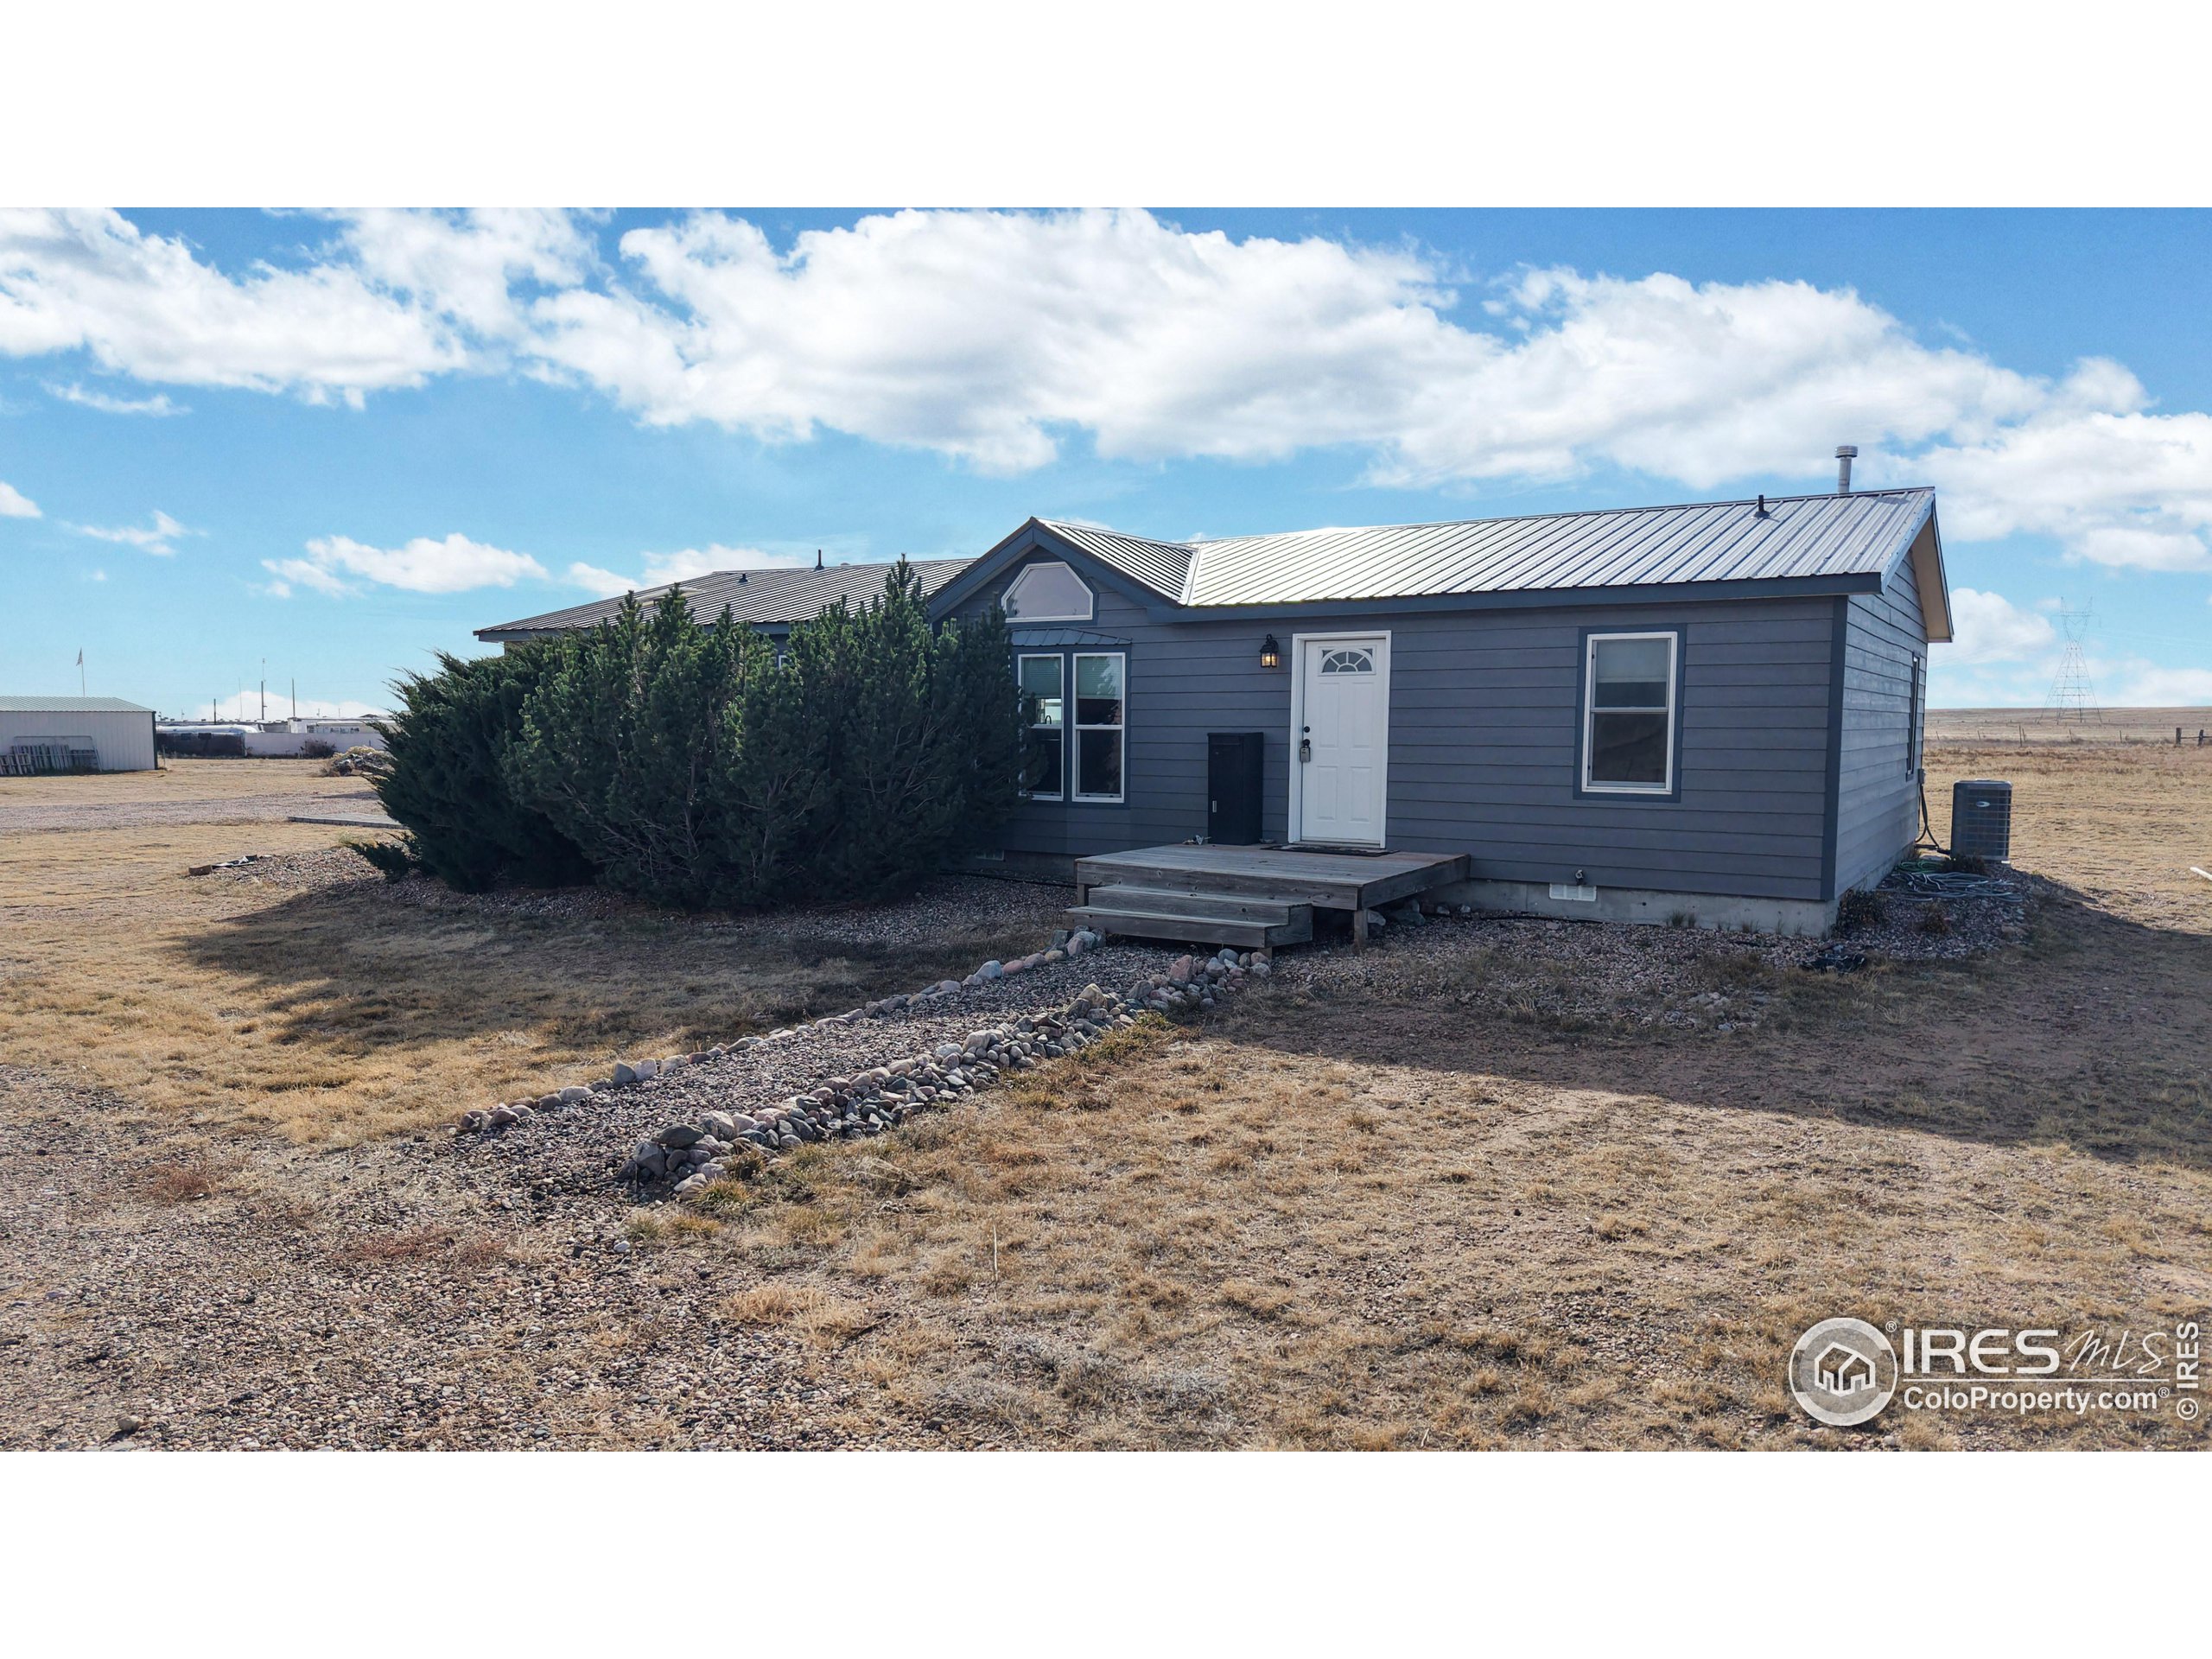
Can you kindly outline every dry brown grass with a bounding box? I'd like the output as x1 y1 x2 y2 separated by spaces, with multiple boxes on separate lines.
0 761 1058 1145
1934 740 2212 934
8 747 2210 1450
140 1155 231 1205
623 741 2212 1449
1926 704 2212 747
719 1283 880 1344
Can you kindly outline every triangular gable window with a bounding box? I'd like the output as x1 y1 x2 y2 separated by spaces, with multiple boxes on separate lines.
1003 560 1094 623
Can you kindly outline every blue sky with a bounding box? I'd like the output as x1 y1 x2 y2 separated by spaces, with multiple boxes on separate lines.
2 207 2207 717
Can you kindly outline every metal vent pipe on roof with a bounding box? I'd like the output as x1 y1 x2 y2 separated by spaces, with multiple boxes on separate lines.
1835 444 1859 493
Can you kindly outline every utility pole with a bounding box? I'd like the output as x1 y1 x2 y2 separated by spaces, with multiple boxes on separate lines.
260 658 266 725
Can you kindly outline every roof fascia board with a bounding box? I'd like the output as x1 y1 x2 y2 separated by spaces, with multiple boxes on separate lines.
1101 569 1887 626
1865 493 1950 644
1897 508 1953 644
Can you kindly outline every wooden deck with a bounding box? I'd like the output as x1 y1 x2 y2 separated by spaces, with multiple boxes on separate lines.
1071 843 1470 950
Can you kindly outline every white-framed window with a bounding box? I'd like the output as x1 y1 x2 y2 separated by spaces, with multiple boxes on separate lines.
1907 655 1924 774
1581 632 1677 793
1071 652 1125 803
1018 653 1065 801
1003 561 1094 623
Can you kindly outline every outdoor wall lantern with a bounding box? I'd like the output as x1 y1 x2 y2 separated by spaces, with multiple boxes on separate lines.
1259 633 1281 669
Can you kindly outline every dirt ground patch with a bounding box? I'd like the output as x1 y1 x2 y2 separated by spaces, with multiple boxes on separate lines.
1 741 2206 1448
0 761 1071 1143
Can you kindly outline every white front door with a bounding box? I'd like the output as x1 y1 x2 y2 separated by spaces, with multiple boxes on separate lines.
1293 633 1389 846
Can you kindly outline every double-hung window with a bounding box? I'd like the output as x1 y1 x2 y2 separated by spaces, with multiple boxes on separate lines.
1019 653 1065 800
1582 632 1677 793
1072 652 1125 803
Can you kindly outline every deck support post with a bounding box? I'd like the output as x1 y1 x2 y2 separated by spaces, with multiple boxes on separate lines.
1350 906 1369 950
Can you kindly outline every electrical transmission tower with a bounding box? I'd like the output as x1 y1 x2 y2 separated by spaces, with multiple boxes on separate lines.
2047 601 2101 723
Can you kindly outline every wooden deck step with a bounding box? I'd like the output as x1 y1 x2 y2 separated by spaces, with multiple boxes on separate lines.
1081 884 1305 923
1067 900 1313 950
1073 849 1469 912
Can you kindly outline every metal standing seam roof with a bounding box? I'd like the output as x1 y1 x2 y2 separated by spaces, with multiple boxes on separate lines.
1040 487 1936 607
0 695 155 714
476 558 976 639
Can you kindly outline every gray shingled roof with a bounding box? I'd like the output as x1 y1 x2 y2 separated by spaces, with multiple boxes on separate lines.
1042 488 1936 607
0 695 154 714
476 558 974 640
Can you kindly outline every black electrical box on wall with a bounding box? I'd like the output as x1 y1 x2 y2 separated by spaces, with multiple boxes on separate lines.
1207 732 1264 844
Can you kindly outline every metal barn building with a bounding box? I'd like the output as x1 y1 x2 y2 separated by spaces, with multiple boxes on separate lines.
0 696 160 772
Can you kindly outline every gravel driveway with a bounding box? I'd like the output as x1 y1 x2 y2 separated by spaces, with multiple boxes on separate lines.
0 786 386 834
0 1063 947 1449
0 940 1185 1451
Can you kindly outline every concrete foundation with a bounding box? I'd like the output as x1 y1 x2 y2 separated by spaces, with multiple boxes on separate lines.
959 851 1841 938
1425 877 1839 937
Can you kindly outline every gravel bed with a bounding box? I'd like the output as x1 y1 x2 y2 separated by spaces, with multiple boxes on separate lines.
1268 872 2031 1033
1857 864 2033 959
454 937 1196 1196
448 865 2037 1191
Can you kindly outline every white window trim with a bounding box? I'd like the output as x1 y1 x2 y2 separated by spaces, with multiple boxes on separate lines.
1581 631 1678 795
1071 650 1126 804
1003 560 1095 624
1019 652 1065 802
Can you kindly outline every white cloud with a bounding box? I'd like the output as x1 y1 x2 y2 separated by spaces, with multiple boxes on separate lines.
72 509 193 555
2069 525 2209 572
2110 664 2212 705
0 479 38 517
0 207 460 398
3 207 2211 574
263 533 548 598
1947 588 2059 664
46 379 186 416
523 213 2054 487
1906 370 2212 569
334 209 594 342
563 543 800 598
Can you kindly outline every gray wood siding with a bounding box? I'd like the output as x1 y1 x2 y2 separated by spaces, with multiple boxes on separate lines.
960 550 1847 902
1832 553 1929 895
